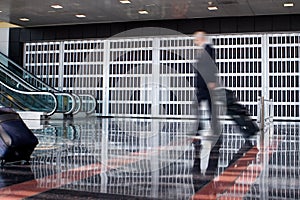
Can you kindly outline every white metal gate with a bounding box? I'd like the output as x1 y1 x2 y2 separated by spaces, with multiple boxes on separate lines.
212 34 263 117
267 33 300 120
24 32 300 120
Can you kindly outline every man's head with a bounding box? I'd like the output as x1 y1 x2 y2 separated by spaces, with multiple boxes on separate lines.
193 31 207 47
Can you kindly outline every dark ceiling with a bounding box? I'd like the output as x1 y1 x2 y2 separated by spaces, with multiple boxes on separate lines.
0 0 299 27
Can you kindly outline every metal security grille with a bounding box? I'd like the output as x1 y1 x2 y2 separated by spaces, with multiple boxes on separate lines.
108 38 153 117
25 40 104 113
63 40 104 96
268 33 300 120
212 34 263 117
24 32 300 120
24 42 60 88
159 37 197 118
63 40 104 113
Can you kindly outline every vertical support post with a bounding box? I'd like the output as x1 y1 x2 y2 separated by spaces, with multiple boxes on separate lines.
261 34 269 100
257 95 274 200
258 96 266 199
269 99 274 140
102 40 110 116
152 38 160 117
260 97 265 131
151 38 160 198
58 41 65 91
100 118 108 193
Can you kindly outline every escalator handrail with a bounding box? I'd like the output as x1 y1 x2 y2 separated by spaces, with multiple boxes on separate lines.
78 94 97 114
0 52 59 92
54 92 76 115
0 79 58 116
0 92 28 111
71 93 82 115
0 64 37 91
0 52 92 115
0 65 76 115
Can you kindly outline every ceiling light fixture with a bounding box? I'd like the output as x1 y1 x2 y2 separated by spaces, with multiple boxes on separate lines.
75 14 86 18
283 2 294 7
208 6 218 11
51 4 63 9
208 1 218 11
19 18 30 22
138 9 149 15
120 0 131 4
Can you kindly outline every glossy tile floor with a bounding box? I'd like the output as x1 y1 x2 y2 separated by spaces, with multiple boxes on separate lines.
0 117 299 200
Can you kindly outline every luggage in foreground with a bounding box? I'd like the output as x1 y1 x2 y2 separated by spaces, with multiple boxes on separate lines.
0 108 39 165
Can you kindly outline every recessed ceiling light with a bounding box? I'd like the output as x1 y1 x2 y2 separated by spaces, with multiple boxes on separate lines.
120 0 131 4
138 10 149 15
283 2 294 7
208 6 218 11
75 14 86 18
19 18 30 22
51 4 63 9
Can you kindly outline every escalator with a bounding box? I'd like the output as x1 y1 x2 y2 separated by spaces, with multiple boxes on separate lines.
0 79 57 116
0 52 96 115
0 63 70 115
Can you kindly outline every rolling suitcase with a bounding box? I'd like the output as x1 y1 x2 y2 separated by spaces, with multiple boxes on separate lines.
225 89 260 138
0 107 39 165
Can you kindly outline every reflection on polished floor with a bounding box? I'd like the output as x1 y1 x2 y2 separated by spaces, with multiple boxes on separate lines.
0 117 299 200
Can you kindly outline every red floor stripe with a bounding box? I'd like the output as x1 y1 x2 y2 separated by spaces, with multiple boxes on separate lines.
0 137 279 200
0 163 103 200
0 157 140 200
0 140 190 200
216 138 280 200
217 164 262 200
191 146 259 200
192 137 280 200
